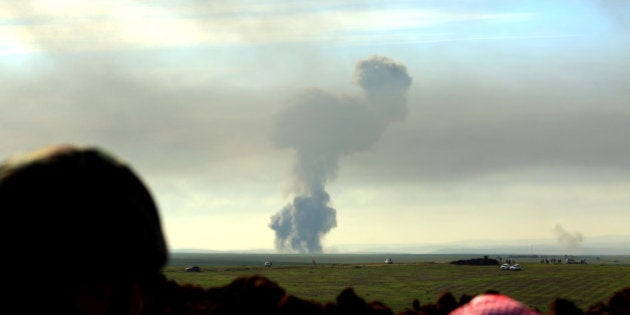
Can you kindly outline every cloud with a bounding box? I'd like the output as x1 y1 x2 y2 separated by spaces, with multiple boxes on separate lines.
339 52 630 184
0 1 540 53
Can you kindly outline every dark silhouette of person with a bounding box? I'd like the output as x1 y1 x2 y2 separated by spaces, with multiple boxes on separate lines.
1 145 167 314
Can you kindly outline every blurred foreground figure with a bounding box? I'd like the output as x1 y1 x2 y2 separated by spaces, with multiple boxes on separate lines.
1 145 167 314
449 293 539 315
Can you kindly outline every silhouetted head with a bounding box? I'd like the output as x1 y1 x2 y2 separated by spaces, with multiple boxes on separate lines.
1 145 167 280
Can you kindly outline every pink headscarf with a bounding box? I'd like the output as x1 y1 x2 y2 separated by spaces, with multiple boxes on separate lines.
450 293 539 315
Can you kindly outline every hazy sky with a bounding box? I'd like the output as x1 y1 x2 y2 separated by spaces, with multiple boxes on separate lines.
2 1 629 253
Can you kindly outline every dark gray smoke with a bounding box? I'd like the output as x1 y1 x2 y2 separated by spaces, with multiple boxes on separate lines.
269 56 412 253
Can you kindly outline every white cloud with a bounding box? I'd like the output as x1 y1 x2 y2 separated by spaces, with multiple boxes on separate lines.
0 1 535 53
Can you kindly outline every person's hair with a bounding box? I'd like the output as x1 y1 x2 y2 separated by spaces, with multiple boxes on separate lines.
1 144 167 280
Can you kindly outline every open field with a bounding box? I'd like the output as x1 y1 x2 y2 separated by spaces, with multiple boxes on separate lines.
164 254 630 313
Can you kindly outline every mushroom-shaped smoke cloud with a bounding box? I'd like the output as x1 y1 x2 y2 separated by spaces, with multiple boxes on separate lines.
270 56 412 253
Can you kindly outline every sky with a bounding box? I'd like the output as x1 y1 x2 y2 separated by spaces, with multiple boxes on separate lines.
1 0 629 254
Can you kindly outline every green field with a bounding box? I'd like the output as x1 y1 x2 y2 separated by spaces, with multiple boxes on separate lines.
164 254 630 313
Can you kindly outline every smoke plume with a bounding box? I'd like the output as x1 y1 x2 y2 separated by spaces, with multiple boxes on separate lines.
553 224 584 254
269 56 412 253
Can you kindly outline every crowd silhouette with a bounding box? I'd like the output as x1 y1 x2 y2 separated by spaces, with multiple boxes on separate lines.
1 145 627 315
148 278 629 315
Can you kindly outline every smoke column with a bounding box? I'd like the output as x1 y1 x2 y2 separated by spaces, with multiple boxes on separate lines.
269 56 412 253
553 224 584 254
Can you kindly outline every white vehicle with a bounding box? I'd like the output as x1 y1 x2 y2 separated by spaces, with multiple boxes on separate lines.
500 263 510 270
509 264 522 271
384 258 393 264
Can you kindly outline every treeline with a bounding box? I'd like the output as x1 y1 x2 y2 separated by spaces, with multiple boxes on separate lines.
450 256 500 266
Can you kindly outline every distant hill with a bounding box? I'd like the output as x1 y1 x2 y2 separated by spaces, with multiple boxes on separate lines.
326 235 630 255
169 235 630 255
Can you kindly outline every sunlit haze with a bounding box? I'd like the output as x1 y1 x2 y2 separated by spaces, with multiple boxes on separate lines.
2 1 629 254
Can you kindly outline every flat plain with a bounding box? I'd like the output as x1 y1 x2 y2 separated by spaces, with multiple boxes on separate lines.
164 254 630 313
